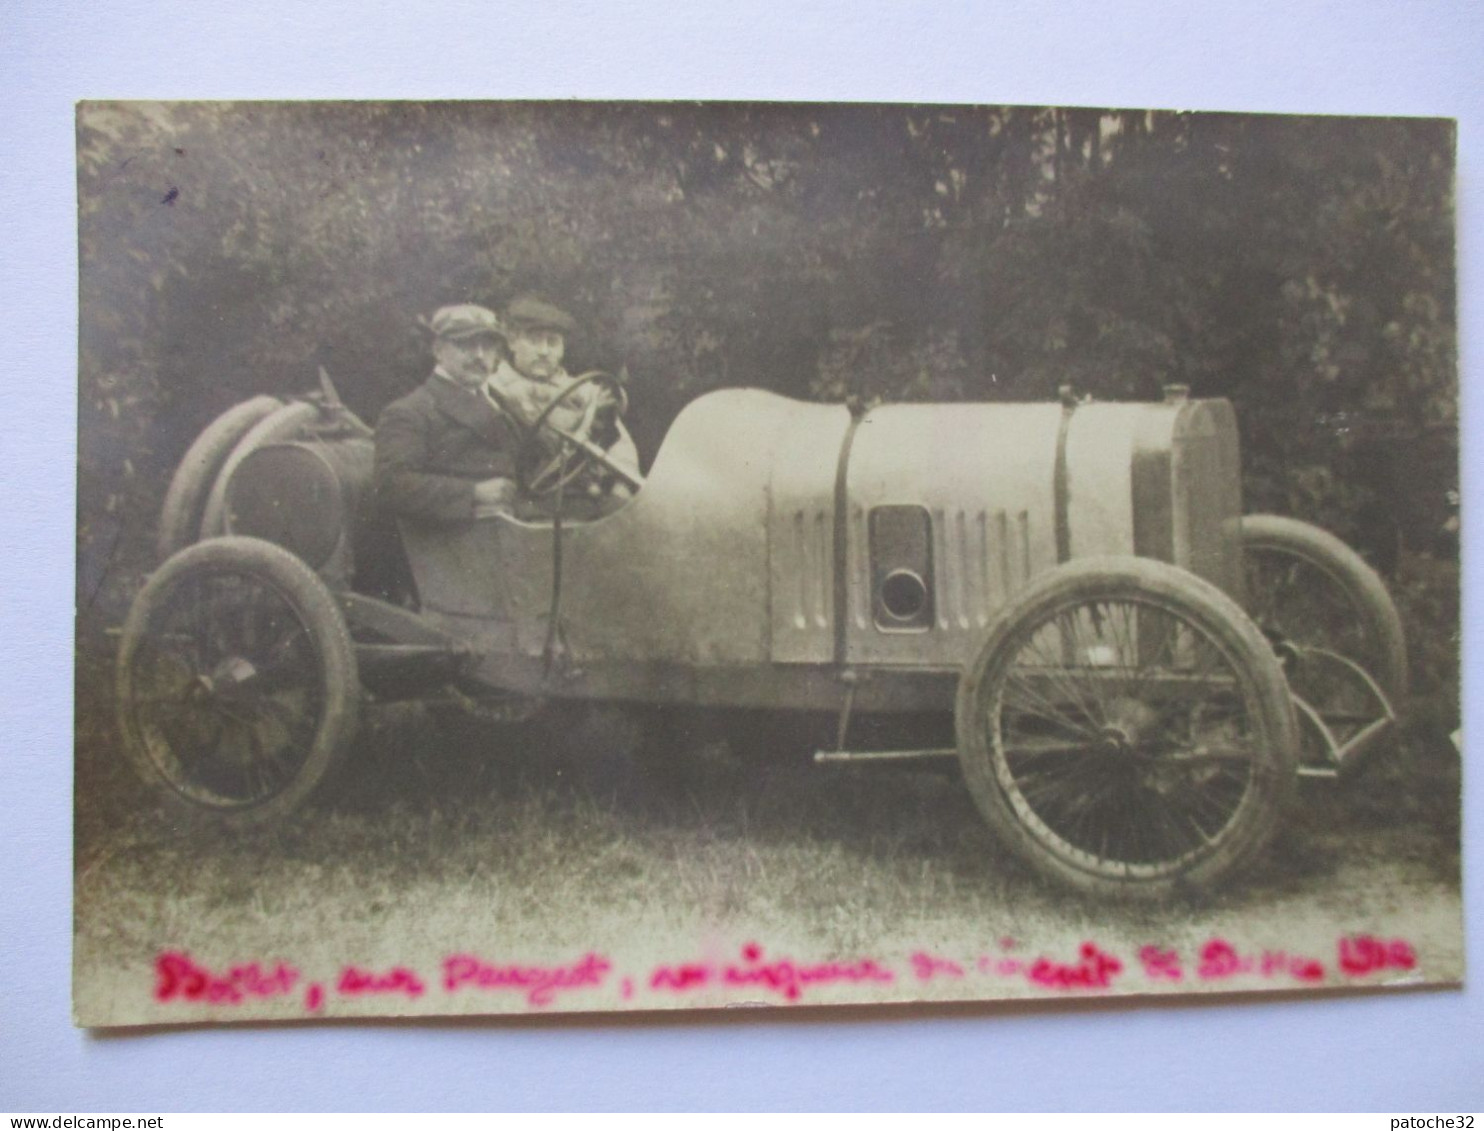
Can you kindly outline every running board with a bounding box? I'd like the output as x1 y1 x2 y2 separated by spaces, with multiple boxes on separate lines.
813 748 958 765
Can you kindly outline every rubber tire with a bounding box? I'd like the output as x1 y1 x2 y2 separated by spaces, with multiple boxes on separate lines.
1240 514 1408 705
116 536 360 828
955 556 1299 901
199 400 322 539
156 396 281 561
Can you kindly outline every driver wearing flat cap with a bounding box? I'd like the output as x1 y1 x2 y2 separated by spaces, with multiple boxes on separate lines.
374 303 523 524
486 295 640 513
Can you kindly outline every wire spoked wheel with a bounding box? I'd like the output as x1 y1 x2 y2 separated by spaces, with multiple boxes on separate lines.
956 558 1297 899
1241 515 1406 774
116 536 359 826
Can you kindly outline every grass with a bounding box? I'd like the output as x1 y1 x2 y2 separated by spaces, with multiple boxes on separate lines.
71 551 1465 1025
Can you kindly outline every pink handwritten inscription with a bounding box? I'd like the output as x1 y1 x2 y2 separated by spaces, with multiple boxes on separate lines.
911 951 965 981
443 952 611 1007
338 964 426 998
154 951 299 1004
650 942 894 1003
1196 938 1326 984
1338 935 1416 977
150 933 1423 1013
1028 943 1123 991
969 942 1122 991
1138 946 1184 982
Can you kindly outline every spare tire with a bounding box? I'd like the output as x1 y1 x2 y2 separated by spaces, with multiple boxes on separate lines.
156 396 281 561
199 400 322 539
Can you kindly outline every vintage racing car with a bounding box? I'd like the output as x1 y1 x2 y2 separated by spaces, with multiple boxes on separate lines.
115 373 1407 899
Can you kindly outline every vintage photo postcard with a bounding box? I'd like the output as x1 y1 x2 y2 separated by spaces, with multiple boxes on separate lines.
74 102 1461 1026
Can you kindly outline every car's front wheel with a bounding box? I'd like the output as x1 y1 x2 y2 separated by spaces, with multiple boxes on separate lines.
956 557 1298 900
116 536 360 827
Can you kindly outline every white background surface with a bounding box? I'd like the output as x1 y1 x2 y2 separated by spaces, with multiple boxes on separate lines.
1 0 1480 1111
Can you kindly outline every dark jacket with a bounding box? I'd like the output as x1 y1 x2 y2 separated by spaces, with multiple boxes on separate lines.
374 373 523 524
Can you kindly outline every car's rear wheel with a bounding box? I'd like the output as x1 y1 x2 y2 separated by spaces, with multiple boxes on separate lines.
1241 515 1406 775
956 557 1298 900
116 536 359 827
1241 514 1407 702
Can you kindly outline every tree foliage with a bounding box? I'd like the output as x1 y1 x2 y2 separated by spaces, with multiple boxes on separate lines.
77 101 1456 611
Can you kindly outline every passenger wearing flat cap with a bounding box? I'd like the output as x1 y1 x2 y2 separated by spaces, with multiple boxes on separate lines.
374 303 523 524
486 295 640 516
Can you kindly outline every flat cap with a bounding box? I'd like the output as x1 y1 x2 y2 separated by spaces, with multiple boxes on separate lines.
429 304 502 340
503 295 577 335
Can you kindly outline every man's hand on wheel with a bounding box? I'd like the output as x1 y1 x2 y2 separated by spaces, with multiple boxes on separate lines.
473 476 518 516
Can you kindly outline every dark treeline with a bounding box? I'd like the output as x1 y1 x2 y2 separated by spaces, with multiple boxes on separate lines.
78 102 1456 607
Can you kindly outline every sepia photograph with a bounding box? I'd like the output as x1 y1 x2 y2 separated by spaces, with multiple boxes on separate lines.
73 100 1461 1027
